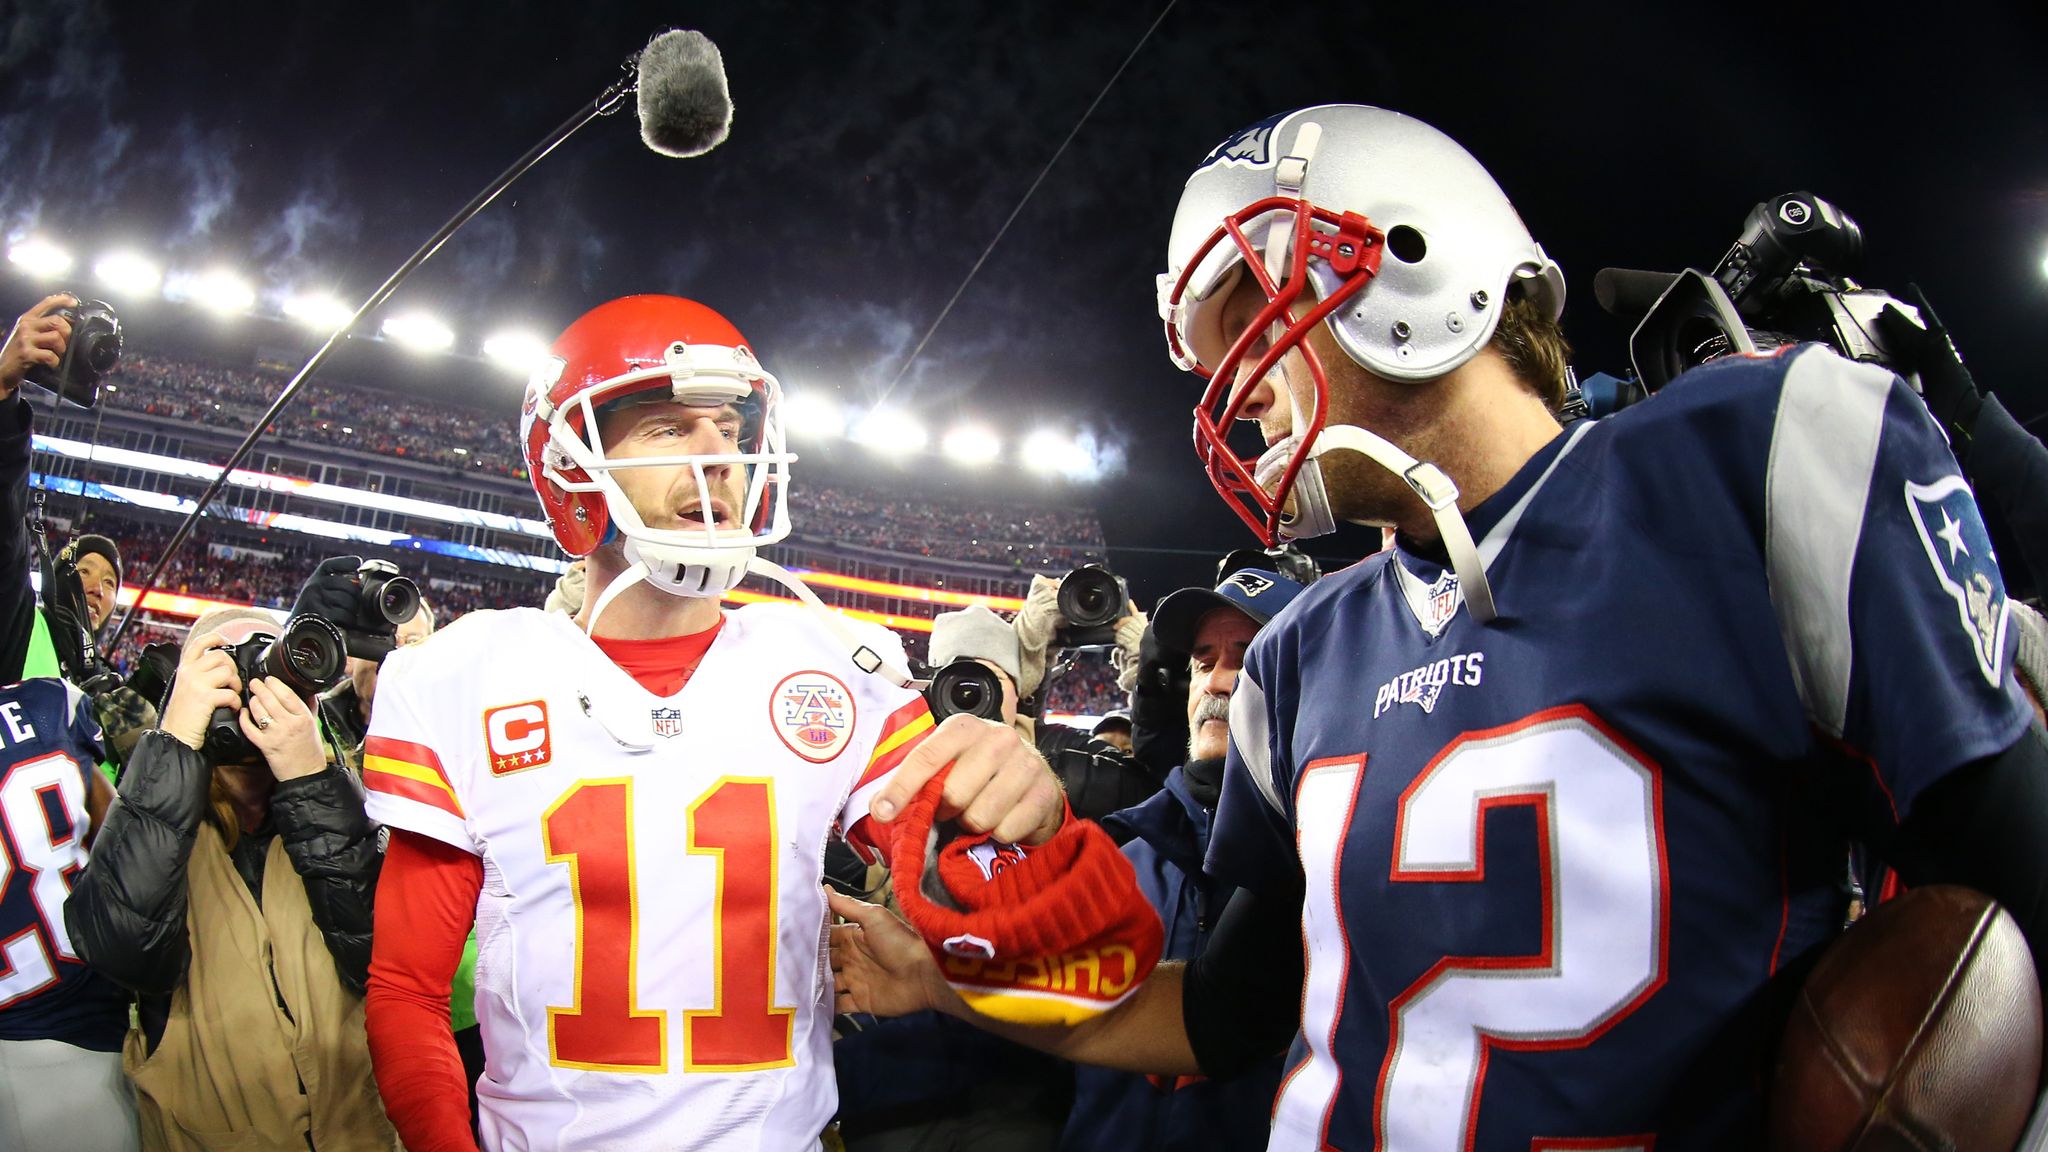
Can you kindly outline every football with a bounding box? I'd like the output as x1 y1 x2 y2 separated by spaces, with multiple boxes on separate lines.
1770 885 2042 1151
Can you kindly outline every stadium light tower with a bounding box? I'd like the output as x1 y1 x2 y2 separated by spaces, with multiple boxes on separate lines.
942 423 1001 466
7 237 73 278
382 311 456 352
482 330 549 374
170 268 257 316
283 293 354 330
1022 428 1096 480
849 406 928 456
781 392 846 441
93 251 163 297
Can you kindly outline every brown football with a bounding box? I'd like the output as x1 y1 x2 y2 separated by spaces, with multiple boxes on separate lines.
1770 884 2042 1151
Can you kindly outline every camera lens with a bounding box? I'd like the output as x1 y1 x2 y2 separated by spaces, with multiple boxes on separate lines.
262 615 349 696
946 678 987 714
358 568 421 626
927 660 1004 722
1057 565 1126 630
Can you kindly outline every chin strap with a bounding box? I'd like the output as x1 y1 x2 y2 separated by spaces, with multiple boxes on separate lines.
745 557 917 689
581 559 650 636
1279 423 1497 624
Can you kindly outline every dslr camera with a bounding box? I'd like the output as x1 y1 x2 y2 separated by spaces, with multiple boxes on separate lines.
306 558 422 661
23 296 122 409
1052 564 1129 649
1609 192 1923 403
921 657 1006 723
205 615 350 761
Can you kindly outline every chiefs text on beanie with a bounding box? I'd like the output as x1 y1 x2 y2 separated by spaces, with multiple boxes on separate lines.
887 768 1163 1025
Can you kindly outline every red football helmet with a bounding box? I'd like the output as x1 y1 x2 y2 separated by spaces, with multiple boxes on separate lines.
521 296 793 599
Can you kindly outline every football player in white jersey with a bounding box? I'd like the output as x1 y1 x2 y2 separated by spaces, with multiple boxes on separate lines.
362 295 1067 1152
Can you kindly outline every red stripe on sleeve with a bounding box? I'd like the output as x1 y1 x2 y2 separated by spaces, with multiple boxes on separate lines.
367 830 486 1152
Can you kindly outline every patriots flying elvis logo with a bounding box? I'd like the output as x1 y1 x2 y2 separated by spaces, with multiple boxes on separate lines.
1197 112 1285 170
1906 476 2009 686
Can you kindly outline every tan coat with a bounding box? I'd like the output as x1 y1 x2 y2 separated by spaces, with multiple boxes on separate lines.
123 821 398 1151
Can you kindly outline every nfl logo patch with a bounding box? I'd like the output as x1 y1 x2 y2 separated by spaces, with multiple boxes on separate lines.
769 671 856 763
1425 571 1462 633
650 707 683 739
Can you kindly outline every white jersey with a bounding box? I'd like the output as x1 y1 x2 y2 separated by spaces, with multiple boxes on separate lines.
363 605 934 1152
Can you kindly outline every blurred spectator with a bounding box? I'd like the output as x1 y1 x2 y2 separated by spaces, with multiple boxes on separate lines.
1090 709 1133 753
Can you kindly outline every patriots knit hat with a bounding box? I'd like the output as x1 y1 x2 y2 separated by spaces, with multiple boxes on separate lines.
889 766 1164 1025
929 605 1023 687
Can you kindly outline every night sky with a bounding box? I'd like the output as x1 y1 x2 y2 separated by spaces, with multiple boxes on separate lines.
2 0 2044 600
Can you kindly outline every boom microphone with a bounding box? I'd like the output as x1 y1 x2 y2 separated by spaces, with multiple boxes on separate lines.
1593 267 1679 319
636 30 732 158
106 29 733 652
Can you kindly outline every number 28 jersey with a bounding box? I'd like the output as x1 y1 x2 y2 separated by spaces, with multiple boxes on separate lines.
363 605 934 1151
1213 347 2032 1151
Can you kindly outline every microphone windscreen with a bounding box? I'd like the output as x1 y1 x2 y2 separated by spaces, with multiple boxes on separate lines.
1593 268 1679 319
635 30 732 158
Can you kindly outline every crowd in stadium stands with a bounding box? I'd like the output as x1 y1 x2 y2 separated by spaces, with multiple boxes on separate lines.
800 485 1108 570
1042 654 1123 718
98 354 1112 572
109 356 528 479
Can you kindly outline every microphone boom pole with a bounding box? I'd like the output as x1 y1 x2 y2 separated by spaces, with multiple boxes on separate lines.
106 68 637 652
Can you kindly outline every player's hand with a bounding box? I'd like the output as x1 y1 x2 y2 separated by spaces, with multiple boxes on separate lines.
868 714 1066 846
241 677 326 781
0 293 76 399
828 889 957 1018
158 633 243 752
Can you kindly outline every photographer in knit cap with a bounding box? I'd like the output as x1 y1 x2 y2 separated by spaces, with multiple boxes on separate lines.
928 605 1159 822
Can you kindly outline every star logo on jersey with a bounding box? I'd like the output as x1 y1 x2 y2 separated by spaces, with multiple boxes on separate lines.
1906 476 2008 686
484 700 552 775
769 671 855 763
650 707 683 739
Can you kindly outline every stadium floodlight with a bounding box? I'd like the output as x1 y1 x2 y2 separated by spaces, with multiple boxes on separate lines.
381 311 455 352
849 406 928 455
92 251 162 296
482 330 549 374
282 292 354 330
2041 246 2048 280
1022 428 1099 480
942 423 1001 466
7 237 73 278
167 268 256 316
781 392 846 440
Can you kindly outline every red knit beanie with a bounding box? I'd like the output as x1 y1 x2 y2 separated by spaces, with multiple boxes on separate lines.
887 767 1164 1025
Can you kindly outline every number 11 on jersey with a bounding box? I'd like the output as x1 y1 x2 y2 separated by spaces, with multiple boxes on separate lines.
542 776 796 1075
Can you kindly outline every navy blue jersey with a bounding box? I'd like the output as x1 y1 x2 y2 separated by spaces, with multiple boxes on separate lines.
1209 345 2031 1151
0 676 126 1052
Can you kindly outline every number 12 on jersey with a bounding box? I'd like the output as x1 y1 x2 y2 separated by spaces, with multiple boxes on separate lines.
541 776 796 1074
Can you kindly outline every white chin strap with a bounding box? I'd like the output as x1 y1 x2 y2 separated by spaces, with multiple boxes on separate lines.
1263 424 1497 624
580 537 755 636
746 557 916 688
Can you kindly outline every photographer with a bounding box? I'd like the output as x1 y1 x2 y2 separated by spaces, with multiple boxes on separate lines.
0 294 78 682
3 296 158 778
929 602 1158 822
64 608 394 1151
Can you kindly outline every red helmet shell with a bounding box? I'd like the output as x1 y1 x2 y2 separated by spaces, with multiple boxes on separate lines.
523 295 761 556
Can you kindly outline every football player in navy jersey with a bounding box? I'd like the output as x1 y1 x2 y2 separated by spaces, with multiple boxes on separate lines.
0 676 136 1151
830 104 2048 1150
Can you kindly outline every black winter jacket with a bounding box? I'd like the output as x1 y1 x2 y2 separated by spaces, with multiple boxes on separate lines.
64 731 383 1016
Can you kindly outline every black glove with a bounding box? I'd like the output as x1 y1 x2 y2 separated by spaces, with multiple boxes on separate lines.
1876 286 1985 461
290 555 403 661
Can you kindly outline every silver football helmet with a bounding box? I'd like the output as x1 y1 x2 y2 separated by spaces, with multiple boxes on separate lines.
1156 105 1565 622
